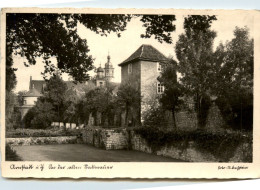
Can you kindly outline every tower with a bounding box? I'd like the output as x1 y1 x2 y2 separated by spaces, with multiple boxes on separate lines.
104 54 114 82
96 64 105 87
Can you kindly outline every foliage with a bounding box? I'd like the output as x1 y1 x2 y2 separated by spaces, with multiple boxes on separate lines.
23 75 68 129
6 14 176 130
45 75 68 121
6 128 81 138
74 82 118 126
5 144 22 161
23 99 56 129
213 27 253 131
175 15 217 129
17 90 27 106
134 127 252 162
6 13 176 92
23 107 36 128
142 106 168 128
194 94 211 128
116 82 141 126
140 15 176 43
5 91 22 130
30 98 57 129
63 88 79 123
158 59 184 129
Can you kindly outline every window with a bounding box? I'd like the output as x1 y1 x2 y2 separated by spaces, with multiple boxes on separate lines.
23 100 27 105
157 83 164 94
128 63 132 74
157 62 162 72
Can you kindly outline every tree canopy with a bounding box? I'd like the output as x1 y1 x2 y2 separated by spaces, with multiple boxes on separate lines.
6 13 176 91
158 59 183 129
175 15 217 128
213 27 253 130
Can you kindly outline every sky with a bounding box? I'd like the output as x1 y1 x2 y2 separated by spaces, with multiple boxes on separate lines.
12 13 254 93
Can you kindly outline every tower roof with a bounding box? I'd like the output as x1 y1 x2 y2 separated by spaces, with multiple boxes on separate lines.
118 44 169 66
97 66 104 72
105 54 113 68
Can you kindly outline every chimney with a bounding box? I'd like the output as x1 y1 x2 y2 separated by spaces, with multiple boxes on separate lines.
29 76 32 89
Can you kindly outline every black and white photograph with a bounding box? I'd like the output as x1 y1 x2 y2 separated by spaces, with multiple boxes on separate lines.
1 8 259 178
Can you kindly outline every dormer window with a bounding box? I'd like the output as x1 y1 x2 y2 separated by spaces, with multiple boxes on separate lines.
128 63 132 74
157 62 162 72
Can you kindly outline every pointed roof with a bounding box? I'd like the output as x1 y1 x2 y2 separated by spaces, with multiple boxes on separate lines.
30 80 46 94
23 88 42 97
118 44 169 66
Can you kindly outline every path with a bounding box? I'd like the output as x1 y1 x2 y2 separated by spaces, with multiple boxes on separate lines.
13 144 184 162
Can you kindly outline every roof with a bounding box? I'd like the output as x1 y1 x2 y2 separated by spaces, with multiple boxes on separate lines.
30 80 46 94
118 44 169 66
23 88 42 97
97 66 104 72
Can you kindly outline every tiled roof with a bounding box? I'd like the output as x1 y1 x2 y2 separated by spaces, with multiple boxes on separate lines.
119 44 169 66
23 88 42 97
30 80 46 94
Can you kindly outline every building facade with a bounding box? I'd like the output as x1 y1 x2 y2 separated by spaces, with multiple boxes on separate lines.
20 76 44 119
118 44 169 121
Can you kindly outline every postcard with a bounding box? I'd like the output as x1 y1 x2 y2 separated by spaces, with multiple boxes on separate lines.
1 8 260 178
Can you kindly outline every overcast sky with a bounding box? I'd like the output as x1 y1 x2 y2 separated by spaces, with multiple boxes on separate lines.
12 13 253 93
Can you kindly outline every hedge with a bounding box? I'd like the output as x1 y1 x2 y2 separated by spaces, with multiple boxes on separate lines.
134 127 252 162
6 128 81 138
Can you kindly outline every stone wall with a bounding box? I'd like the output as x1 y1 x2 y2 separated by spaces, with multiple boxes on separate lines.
82 128 251 162
82 128 129 150
6 136 78 146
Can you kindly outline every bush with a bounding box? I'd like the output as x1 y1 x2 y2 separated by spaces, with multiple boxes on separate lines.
142 106 168 128
6 128 81 138
5 144 22 161
216 93 253 131
23 107 37 128
134 127 252 162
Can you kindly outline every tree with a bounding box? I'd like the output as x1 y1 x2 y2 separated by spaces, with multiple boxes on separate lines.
83 83 117 126
23 107 37 128
157 59 183 129
213 27 253 131
5 91 18 130
63 88 79 124
6 14 176 91
6 14 176 130
17 90 27 106
30 98 57 129
44 74 68 122
175 15 217 129
116 82 141 127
